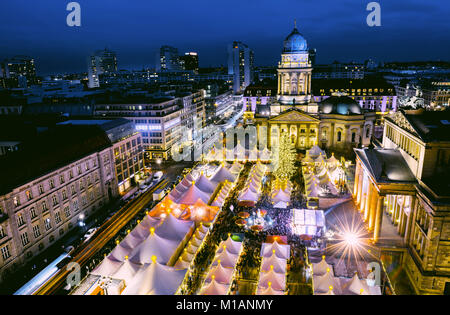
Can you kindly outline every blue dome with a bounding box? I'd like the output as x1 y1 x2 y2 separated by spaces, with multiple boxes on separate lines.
283 27 308 53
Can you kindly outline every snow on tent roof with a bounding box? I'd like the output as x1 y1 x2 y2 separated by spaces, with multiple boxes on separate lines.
91 255 123 277
260 253 287 274
312 257 334 276
155 213 194 242
195 173 216 193
129 230 179 265
130 224 150 240
211 166 236 184
174 257 191 270
273 190 291 203
122 261 187 295
177 183 211 205
258 269 286 291
199 278 230 295
261 241 290 259
326 154 339 165
216 237 242 255
111 259 142 284
205 261 234 284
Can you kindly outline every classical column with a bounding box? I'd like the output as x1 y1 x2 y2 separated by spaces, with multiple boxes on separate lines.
277 74 281 94
353 162 361 197
398 195 408 236
369 188 379 231
356 167 364 206
404 196 416 244
364 182 373 222
373 195 385 243
393 195 399 225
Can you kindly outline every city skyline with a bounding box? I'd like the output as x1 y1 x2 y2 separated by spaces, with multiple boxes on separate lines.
1 0 449 75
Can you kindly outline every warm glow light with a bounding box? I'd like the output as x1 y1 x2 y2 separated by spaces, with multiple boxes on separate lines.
343 232 359 246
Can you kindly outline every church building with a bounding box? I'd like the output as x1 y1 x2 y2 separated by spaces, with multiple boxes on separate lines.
250 23 376 152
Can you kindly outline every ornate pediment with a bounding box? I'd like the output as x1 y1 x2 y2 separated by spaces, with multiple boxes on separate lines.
390 111 417 135
269 109 319 123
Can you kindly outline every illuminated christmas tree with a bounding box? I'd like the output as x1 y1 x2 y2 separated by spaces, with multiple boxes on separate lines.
274 132 297 180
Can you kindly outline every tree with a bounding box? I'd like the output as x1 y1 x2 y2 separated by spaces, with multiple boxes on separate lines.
273 132 297 181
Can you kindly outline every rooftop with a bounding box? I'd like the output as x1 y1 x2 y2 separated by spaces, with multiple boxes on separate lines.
0 125 112 195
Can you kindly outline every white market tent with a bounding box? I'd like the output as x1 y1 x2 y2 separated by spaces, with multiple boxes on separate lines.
238 188 259 202
313 270 338 294
258 269 286 291
306 145 325 159
312 256 335 277
260 253 287 274
260 241 290 260
211 166 236 184
111 259 141 284
195 173 216 194
211 249 239 268
216 236 243 255
256 285 285 295
154 213 194 242
199 278 230 295
177 184 211 205
129 230 179 265
205 261 234 284
109 243 133 262
91 256 123 277
121 260 187 295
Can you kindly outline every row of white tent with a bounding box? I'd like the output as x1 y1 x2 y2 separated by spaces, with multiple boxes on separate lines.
304 165 339 198
198 236 243 295
204 144 272 162
173 224 210 270
271 180 293 209
89 213 198 295
238 162 267 203
312 257 382 295
256 241 291 295
168 163 241 206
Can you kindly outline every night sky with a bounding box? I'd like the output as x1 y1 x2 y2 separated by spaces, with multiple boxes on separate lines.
1 0 449 75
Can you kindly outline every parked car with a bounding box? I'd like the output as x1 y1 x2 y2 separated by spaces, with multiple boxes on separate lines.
153 171 163 181
83 228 98 242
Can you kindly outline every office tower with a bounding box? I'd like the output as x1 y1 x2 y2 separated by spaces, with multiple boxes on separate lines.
228 41 254 93
156 45 182 72
1 56 37 88
180 52 199 73
87 49 118 88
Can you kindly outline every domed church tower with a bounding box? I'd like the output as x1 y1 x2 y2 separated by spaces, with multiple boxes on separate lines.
276 21 316 112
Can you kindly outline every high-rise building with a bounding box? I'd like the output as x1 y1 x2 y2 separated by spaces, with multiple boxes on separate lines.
1 56 37 88
156 46 182 72
180 52 199 73
228 41 254 93
87 49 118 88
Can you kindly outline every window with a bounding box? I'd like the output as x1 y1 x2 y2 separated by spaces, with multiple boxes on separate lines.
71 185 76 196
87 176 92 187
73 200 79 211
42 201 48 212
69 170 74 179
20 232 30 246
337 131 342 142
351 132 356 143
79 179 84 190
62 190 67 200
64 206 70 218
44 218 52 231
13 196 20 207
1 245 11 261
59 174 65 184
77 166 82 175
16 213 25 227
38 184 44 195
30 207 37 219
55 211 62 224
33 225 41 238
26 190 33 201
366 126 371 138
0 226 6 239
49 179 55 189
52 195 58 206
